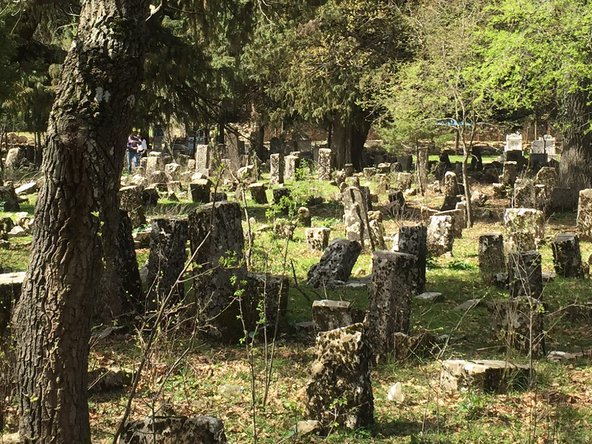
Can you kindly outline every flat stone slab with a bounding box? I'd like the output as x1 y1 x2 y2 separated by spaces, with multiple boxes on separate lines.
453 299 481 311
441 359 531 393
415 292 443 303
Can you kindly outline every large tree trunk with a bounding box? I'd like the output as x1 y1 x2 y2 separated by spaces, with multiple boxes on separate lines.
331 106 371 171
12 1 148 442
559 86 592 191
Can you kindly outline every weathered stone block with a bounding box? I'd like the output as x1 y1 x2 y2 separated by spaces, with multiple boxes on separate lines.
119 185 146 228
507 250 543 299
396 225 427 293
503 208 544 252
318 148 332 180
119 415 228 444
312 300 353 332
576 189 592 241
248 183 267 204
189 179 211 203
427 215 454 256
307 239 361 288
270 153 284 185
479 233 505 284
552 233 584 278
440 359 530 393
306 227 331 252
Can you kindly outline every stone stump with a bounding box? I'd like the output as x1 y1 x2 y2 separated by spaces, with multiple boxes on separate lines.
342 186 370 247
119 415 228 444
146 154 165 177
487 296 545 357
248 183 268 204
576 189 592 240
318 148 332 180
396 172 413 190
479 234 505 284
551 233 584 278
0 186 20 212
512 178 537 208
436 209 464 238
344 163 355 176
284 155 300 180
441 359 530 393
500 161 518 186
396 225 427 294
306 227 331 251
305 323 373 430
242 273 289 333
363 167 376 178
165 162 182 181
272 186 291 205
312 300 353 332
535 166 558 189
367 251 418 359
270 153 284 185
427 215 454 256
507 251 543 299
119 185 146 228
503 208 544 252
297 207 311 227
188 202 246 342
307 239 361 288
5 147 29 169
189 179 211 203
0 271 26 336
443 171 459 197
147 218 189 303
368 210 386 250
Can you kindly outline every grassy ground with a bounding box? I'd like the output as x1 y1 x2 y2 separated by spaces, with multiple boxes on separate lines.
2 169 592 443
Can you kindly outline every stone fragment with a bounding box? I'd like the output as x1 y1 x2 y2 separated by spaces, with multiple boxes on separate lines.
307 239 361 288
503 208 544 252
415 292 443 302
195 144 211 175
427 215 454 256
284 155 300 181
500 161 518 186
15 181 37 195
551 232 584 278
392 331 437 361
305 323 373 430
368 210 386 250
534 166 558 188
305 227 331 252
0 271 26 335
0 186 20 212
576 189 592 241
479 233 505 284
119 416 228 444
5 147 30 169
342 186 371 247
344 163 355 176
296 420 321 437
443 171 459 198
248 183 267 204
88 366 133 394
435 209 464 238
165 162 182 181
142 187 160 207
367 251 418 359
189 179 212 203
440 359 530 393
396 172 413 190
312 300 353 332
512 178 537 208
317 148 332 180
487 296 545 357
241 273 289 333
453 299 482 311
507 251 543 299
270 153 284 185
119 185 146 228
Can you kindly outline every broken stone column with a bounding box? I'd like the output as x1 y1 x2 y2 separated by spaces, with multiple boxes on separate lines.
551 233 584 278
440 359 530 393
312 300 353 332
367 251 418 359
479 234 505 284
284 154 300 181
270 153 284 185
188 201 246 342
488 296 545 357
318 148 332 180
119 185 146 228
507 250 543 299
189 179 211 203
147 218 189 303
500 161 518 186
503 208 544 252
512 178 537 208
248 183 268 204
342 186 370 247
435 209 464 238
368 210 386 250
0 271 26 336
576 189 592 241
306 227 331 252
427 215 454 256
307 239 361 288
396 172 413 190
119 415 228 444
395 225 427 294
305 323 373 430
195 144 211 175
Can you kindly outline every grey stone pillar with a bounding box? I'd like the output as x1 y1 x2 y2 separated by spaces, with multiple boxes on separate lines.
367 251 418 359
479 233 505 284
305 323 373 430
284 154 300 180
503 208 545 252
500 161 518 186
147 218 189 303
508 250 542 299
397 225 427 294
342 186 370 247
551 233 584 278
270 153 284 185
427 215 454 256
318 148 332 180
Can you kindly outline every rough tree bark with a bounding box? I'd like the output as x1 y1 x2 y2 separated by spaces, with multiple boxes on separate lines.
559 86 592 192
331 105 371 171
12 0 148 442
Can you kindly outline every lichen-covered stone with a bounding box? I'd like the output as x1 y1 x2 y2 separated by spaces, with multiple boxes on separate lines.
318 148 332 180
435 209 464 238
500 161 518 186
396 172 413 190
512 178 537 208
189 179 211 203
507 250 543 299
307 239 361 288
342 186 370 247
367 251 418 359
427 215 454 256
479 233 505 284
551 233 584 278
119 185 146 228
119 415 227 444
248 183 267 204
305 323 373 430
576 189 592 241
395 225 427 294
306 227 331 252
312 300 353 332
270 153 284 185
503 208 545 252
284 155 300 181
368 210 386 250
440 359 530 393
